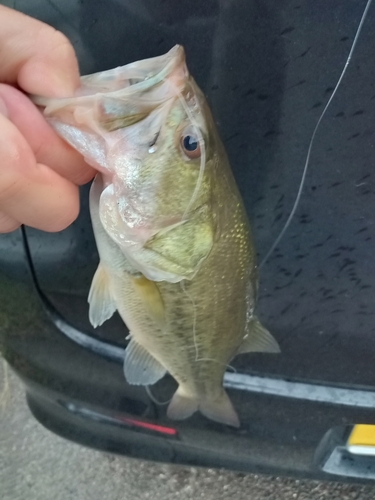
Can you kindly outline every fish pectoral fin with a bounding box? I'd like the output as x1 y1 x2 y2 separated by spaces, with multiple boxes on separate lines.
131 275 165 327
237 317 281 354
88 263 117 327
144 208 214 280
124 339 167 385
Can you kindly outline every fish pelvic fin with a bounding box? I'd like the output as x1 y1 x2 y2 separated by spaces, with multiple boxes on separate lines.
124 338 167 385
88 263 117 327
237 316 280 355
167 387 240 428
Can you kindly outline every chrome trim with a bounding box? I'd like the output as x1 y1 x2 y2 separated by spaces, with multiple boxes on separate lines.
52 313 375 409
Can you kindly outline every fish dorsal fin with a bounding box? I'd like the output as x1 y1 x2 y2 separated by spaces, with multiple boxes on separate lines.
237 317 280 354
131 275 165 327
88 263 117 327
124 338 167 385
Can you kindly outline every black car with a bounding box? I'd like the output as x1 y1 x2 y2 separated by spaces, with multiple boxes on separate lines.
2 0 375 482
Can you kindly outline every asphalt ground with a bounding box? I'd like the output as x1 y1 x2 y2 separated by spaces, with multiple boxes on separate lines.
2 362 375 500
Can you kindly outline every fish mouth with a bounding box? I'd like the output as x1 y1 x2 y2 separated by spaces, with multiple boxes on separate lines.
32 45 188 111
32 46 189 137
80 45 187 96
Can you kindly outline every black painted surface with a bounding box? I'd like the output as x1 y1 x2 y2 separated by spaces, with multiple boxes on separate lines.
1 0 375 480
16 0 375 386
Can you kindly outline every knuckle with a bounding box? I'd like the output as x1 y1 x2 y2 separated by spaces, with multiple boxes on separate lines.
0 146 31 202
0 176 24 203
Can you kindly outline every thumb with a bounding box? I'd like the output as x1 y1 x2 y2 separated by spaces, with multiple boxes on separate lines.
0 5 80 97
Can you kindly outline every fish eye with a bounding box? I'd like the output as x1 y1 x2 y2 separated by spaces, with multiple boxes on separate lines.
180 131 201 159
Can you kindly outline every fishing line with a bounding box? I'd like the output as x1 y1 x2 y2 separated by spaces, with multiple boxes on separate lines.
192 357 238 373
0 359 10 410
179 280 237 372
180 280 200 361
145 385 171 405
259 0 373 269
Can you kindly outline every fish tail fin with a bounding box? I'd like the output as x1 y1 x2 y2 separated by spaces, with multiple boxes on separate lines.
199 390 240 428
167 387 240 428
167 388 199 421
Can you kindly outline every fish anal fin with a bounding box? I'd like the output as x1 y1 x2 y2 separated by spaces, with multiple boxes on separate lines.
131 275 165 327
124 339 167 385
88 263 117 327
237 317 280 354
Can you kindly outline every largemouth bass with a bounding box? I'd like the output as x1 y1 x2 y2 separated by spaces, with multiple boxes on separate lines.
35 46 279 427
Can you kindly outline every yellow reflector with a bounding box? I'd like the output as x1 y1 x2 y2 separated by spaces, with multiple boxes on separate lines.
347 425 375 456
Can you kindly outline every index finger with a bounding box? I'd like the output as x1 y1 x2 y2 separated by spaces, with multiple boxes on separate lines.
0 84 95 186
0 5 80 97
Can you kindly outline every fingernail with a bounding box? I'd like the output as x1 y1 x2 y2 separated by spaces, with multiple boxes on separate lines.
0 97 8 117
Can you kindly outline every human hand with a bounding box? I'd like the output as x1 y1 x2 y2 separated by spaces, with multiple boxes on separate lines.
0 5 95 233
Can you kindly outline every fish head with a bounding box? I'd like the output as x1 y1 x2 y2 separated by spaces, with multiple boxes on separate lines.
99 52 218 281
35 46 220 281
104 82 214 237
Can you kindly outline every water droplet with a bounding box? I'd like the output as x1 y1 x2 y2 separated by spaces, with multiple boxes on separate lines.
119 234 125 240
148 146 157 154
